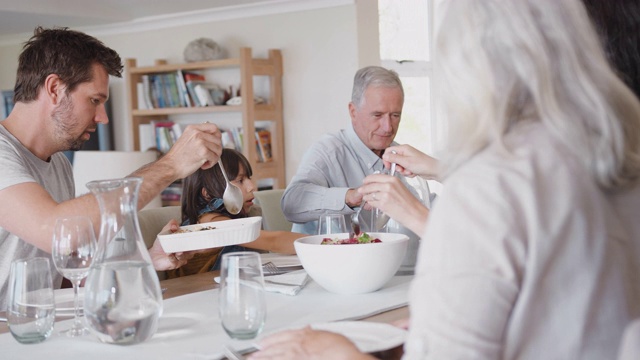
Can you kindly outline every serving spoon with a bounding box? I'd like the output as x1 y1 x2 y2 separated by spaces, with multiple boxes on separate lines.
218 160 243 215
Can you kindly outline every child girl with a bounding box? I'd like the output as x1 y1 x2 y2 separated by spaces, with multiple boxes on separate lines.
165 148 302 278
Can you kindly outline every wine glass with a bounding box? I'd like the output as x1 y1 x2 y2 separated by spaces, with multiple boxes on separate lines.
51 216 97 337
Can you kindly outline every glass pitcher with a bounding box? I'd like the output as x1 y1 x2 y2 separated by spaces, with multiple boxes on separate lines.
83 177 163 345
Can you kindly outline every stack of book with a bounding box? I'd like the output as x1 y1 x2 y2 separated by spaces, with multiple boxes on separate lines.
138 121 183 153
137 71 230 109
161 181 183 206
220 127 272 162
139 122 273 163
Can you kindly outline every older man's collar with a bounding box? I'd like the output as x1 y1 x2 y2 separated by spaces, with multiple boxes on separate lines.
345 126 386 172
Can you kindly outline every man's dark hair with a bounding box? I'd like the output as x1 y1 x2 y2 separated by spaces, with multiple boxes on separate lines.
13 26 123 102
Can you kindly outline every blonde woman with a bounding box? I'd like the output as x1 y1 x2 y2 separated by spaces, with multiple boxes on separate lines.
249 0 640 359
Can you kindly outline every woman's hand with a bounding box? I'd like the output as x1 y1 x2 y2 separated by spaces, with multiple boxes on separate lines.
359 174 429 235
383 144 440 180
248 327 372 360
148 219 195 270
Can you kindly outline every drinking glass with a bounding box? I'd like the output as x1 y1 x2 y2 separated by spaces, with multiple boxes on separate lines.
219 252 266 340
317 214 347 235
51 216 96 337
7 257 55 344
368 169 392 232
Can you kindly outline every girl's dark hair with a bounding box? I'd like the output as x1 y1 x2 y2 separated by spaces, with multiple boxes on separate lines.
181 148 253 225
582 0 640 98
14 26 123 103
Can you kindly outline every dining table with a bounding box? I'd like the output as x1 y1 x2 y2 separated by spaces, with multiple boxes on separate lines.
0 269 411 359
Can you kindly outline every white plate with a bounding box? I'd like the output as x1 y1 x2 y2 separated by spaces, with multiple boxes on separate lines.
311 321 406 353
54 287 84 317
157 216 262 253
259 253 302 269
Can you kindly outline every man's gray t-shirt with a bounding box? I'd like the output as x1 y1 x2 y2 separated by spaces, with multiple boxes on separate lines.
0 125 73 310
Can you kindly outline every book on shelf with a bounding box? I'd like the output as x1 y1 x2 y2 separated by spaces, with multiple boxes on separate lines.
255 128 273 162
138 123 156 152
181 72 206 107
221 131 237 150
136 82 149 110
183 71 205 82
162 73 182 108
171 122 183 139
138 121 184 153
254 131 263 162
175 70 192 107
184 80 200 107
230 127 244 152
140 75 154 109
149 74 166 108
194 83 216 106
159 74 173 107
154 121 173 153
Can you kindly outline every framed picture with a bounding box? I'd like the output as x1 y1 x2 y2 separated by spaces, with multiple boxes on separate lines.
2 90 14 119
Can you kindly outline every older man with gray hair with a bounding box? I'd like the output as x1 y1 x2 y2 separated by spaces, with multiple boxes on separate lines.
281 66 408 234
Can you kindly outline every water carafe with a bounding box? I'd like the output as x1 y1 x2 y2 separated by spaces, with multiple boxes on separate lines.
83 177 163 345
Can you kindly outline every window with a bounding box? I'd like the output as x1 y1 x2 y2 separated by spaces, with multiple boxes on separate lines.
378 0 443 156
1 90 14 119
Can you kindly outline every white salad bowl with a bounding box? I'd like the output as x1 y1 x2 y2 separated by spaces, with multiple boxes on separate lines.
294 232 409 295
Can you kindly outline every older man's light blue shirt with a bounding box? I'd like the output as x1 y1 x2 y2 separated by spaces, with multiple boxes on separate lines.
281 126 391 234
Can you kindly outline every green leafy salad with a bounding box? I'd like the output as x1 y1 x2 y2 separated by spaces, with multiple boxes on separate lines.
320 232 382 245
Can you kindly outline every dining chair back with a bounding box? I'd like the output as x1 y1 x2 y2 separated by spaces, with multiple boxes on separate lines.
252 189 292 231
137 205 181 280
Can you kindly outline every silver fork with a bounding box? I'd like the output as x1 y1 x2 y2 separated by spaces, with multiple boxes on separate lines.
262 261 285 276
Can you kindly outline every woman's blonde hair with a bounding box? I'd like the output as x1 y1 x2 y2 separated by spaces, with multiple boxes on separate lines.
436 0 640 190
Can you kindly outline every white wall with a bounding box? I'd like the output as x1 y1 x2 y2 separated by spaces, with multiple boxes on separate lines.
0 43 19 91
0 3 378 184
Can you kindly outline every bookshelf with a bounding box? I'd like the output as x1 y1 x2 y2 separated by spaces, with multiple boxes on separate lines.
125 48 285 195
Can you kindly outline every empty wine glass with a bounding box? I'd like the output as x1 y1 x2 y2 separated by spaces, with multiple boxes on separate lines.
51 216 97 337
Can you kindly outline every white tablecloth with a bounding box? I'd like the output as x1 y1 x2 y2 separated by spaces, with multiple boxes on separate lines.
1 275 412 359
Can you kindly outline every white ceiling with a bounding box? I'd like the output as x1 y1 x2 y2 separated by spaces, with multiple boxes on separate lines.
0 0 305 38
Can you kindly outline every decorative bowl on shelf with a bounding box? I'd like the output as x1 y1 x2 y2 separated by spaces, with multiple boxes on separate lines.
183 37 227 62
